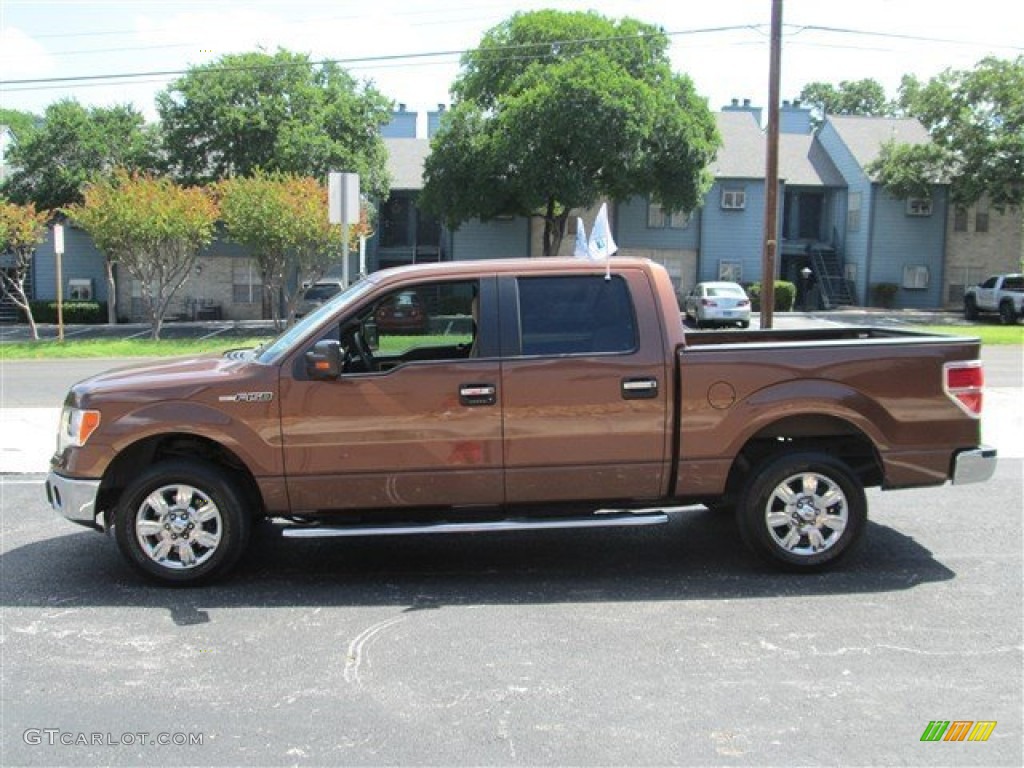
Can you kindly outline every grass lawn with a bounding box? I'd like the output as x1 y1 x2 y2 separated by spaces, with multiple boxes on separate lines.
0 333 473 360
0 337 269 360
0 325 1016 360
912 324 1024 345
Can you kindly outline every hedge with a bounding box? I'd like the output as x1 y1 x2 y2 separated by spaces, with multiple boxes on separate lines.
25 301 108 324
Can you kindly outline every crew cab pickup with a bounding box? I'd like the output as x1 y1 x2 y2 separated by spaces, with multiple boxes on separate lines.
45 258 997 584
964 273 1024 324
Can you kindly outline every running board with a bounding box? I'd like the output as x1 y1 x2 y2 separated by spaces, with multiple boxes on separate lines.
280 511 669 539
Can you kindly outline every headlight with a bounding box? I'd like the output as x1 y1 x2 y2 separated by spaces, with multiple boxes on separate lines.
58 407 101 453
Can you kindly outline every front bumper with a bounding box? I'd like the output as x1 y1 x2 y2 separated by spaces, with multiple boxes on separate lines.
45 471 102 530
952 446 998 485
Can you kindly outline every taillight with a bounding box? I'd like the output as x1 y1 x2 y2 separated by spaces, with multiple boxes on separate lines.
944 361 984 417
701 298 717 307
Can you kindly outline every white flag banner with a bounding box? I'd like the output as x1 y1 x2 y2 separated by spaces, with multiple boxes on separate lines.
587 202 617 261
573 217 588 259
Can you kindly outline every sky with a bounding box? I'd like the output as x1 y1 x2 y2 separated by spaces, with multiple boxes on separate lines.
2 0 1022 132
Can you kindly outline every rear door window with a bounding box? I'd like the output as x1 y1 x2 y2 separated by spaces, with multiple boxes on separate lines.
515 276 637 356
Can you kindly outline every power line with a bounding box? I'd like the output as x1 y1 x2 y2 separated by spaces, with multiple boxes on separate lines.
2 21 1019 94
1 25 751 89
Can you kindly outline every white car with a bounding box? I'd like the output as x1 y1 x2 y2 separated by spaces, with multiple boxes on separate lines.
683 281 751 329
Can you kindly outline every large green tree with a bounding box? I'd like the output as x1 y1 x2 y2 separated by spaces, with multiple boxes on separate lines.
157 49 393 198
67 173 218 339
0 200 50 339
870 56 1024 209
419 10 719 256
1 100 159 211
798 79 892 127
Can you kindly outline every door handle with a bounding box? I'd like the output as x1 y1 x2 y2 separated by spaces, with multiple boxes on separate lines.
621 377 658 400
459 383 496 406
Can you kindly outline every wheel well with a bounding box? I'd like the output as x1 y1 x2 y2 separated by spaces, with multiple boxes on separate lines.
722 415 883 503
97 434 264 523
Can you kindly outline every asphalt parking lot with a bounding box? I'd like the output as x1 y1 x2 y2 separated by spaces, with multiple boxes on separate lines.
1 310 1020 766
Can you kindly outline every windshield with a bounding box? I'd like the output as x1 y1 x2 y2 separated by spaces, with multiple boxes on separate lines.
256 279 377 364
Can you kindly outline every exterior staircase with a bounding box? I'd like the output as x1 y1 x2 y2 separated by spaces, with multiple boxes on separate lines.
811 248 857 308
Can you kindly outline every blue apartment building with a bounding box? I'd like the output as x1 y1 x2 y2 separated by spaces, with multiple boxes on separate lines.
6 99 960 321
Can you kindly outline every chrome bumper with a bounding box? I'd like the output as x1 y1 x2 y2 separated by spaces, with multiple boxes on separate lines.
952 446 998 485
45 471 102 530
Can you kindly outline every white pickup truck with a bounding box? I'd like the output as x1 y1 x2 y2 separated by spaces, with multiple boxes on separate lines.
964 273 1024 324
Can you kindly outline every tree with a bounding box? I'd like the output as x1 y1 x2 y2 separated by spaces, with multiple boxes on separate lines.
872 56 1024 209
157 49 393 199
1 100 160 211
67 173 218 339
218 171 370 327
419 10 719 256
0 200 49 339
798 79 892 127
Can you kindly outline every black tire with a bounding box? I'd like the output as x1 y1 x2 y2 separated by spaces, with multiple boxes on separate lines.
999 301 1017 325
964 295 979 321
114 460 251 585
736 451 866 571
739 320 750 329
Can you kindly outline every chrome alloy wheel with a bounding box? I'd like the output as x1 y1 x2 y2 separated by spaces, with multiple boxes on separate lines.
134 484 223 570
763 471 848 556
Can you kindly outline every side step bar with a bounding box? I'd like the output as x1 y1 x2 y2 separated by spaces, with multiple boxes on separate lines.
280 511 669 539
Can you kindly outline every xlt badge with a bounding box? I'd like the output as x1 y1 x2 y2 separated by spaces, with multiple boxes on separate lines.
218 392 274 403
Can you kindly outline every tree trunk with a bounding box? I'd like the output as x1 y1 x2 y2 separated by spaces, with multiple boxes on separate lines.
105 259 117 324
541 199 570 257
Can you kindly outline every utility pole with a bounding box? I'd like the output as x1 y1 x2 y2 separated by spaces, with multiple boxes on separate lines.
53 223 65 342
761 0 783 329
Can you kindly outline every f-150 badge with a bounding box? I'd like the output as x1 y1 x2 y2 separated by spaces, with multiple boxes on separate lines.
218 392 274 403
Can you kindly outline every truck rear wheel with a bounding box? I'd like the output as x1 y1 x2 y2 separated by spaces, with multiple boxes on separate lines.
736 451 866 571
999 301 1017 325
114 460 251 585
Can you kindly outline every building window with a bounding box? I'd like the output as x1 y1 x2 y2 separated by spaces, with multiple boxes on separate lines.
67 278 93 301
647 200 689 229
721 189 746 210
953 206 968 232
232 258 262 304
718 261 742 282
905 197 933 217
902 265 930 290
847 192 861 232
975 198 989 232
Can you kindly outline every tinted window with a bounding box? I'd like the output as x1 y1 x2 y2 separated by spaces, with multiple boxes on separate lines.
516 276 637 356
1003 277 1024 291
707 285 746 298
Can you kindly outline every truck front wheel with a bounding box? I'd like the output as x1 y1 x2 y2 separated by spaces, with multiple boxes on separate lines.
964 295 979 321
737 452 866 571
114 460 251 585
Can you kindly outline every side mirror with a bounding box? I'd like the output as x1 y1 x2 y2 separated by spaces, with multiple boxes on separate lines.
305 339 343 380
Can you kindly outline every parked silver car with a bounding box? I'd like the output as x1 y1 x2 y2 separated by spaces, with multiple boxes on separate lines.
296 279 346 317
683 281 751 329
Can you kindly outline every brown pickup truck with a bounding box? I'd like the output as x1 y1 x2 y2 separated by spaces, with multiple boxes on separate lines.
45 258 997 584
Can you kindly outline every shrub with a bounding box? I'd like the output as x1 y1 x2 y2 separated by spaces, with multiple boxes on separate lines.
871 282 899 308
26 301 108 324
746 281 796 312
